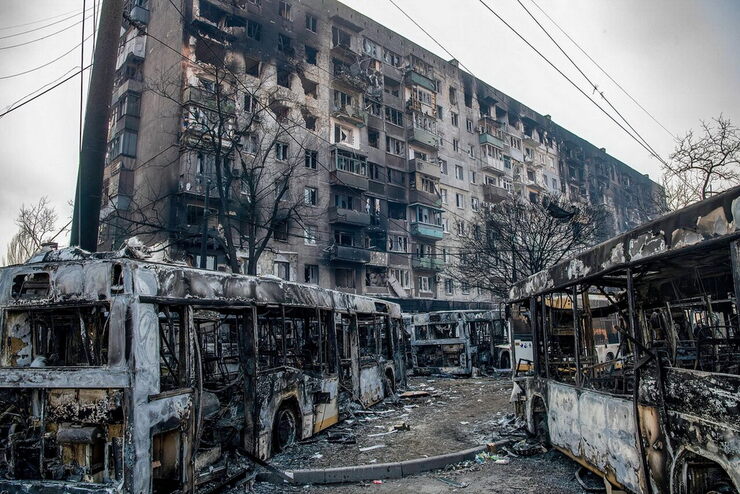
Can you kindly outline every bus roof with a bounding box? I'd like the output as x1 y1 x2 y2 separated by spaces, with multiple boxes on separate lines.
509 185 740 302
0 248 402 317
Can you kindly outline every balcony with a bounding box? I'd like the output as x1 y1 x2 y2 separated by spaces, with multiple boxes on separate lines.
482 184 509 203
115 32 146 70
330 42 357 60
368 251 389 267
410 158 441 179
481 157 506 175
332 104 367 127
328 245 371 263
405 69 437 92
333 66 369 92
479 132 505 148
328 207 371 226
129 5 150 24
407 126 439 150
409 189 442 208
113 113 140 136
330 169 368 191
183 86 236 114
523 132 540 147
412 257 444 271
410 222 444 240
386 183 407 202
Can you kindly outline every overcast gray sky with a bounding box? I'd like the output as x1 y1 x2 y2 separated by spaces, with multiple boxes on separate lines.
0 0 738 258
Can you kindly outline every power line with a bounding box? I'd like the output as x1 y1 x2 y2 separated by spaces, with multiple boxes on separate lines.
0 33 92 80
0 14 92 50
473 0 667 165
513 0 664 163
0 10 89 40
1 65 82 114
0 6 91 31
527 0 676 140
0 65 91 118
387 0 667 166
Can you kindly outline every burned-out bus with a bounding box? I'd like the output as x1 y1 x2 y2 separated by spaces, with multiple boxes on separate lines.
408 310 506 375
0 247 405 493
509 187 740 494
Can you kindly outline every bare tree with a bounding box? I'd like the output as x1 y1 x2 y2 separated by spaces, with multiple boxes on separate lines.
3 197 61 265
663 115 740 209
102 52 318 274
450 195 603 298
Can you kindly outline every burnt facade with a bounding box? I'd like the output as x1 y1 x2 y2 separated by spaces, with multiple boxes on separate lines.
100 0 664 307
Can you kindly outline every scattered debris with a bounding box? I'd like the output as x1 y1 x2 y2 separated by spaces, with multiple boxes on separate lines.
400 390 430 399
372 480 383 485
513 439 547 457
393 422 411 431
435 476 469 488
359 444 386 452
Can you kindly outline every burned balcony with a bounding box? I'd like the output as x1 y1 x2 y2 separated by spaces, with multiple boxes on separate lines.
412 256 444 271
183 86 236 114
410 222 444 240
409 158 441 179
333 60 370 92
328 206 372 226
407 126 439 150
327 244 371 263
332 103 367 128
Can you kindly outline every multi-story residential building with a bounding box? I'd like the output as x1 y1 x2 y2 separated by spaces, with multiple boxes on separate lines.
100 0 663 310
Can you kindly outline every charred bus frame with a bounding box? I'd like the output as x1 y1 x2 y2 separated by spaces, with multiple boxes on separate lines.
509 187 740 494
0 249 405 493
408 310 506 375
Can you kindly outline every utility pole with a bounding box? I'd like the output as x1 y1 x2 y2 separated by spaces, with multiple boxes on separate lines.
70 0 124 251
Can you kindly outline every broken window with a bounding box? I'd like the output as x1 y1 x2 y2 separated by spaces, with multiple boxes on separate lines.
331 26 351 48
277 34 293 55
158 306 187 392
244 56 260 77
357 315 378 357
304 45 318 65
2 306 110 367
304 264 319 284
276 66 291 88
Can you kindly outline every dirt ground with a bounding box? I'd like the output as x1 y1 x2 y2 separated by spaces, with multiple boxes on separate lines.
237 375 586 493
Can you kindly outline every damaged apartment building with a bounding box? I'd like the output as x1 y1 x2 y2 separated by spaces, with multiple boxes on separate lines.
99 0 664 311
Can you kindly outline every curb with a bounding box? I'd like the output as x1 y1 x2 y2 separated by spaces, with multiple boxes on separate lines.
257 439 511 485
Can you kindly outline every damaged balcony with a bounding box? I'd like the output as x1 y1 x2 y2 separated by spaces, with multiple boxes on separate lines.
408 189 442 208
183 86 236 114
332 103 367 128
328 206 372 226
327 244 371 263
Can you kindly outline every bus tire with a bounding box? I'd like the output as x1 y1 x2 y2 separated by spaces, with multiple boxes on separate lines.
273 404 299 453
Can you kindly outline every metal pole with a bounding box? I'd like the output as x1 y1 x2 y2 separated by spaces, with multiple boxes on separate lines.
572 285 582 386
70 0 124 250
199 180 210 269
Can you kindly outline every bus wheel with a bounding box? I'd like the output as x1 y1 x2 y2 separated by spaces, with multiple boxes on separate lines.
273 405 298 453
